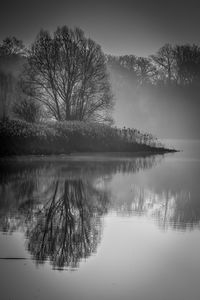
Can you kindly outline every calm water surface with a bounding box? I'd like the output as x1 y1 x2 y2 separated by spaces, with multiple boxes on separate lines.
0 140 200 300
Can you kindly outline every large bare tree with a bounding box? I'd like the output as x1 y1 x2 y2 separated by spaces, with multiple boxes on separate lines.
28 26 113 122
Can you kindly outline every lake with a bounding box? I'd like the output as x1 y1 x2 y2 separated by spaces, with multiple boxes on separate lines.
0 140 200 300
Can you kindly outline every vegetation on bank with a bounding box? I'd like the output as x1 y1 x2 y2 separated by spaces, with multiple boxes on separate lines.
0 119 175 156
0 32 181 155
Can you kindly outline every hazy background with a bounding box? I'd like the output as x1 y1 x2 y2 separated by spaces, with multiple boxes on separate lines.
1 0 200 139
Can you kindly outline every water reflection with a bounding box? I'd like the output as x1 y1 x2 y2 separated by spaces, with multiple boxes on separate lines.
0 154 199 270
27 179 108 270
113 186 199 230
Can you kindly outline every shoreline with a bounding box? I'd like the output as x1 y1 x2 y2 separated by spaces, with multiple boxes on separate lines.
0 148 178 162
0 119 178 158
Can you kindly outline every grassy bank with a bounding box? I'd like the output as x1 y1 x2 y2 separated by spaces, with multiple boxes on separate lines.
0 119 176 156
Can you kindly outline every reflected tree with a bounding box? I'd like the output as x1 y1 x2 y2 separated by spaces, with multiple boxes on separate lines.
26 179 108 269
114 185 200 230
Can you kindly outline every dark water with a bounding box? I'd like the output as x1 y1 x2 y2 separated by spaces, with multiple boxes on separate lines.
0 141 200 300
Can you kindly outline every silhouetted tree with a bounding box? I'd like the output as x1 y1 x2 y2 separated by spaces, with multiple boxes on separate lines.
0 36 25 56
135 57 157 85
118 55 137 71
174 44 200 85
28 26 113 123
151 43 175 84
106 54 137 72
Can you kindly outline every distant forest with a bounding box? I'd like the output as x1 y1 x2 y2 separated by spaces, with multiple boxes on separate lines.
107 43 200 86
107 44 200 138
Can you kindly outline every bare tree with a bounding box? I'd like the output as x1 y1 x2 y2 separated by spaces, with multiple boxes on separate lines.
151 43 175 84
173 44 200 85
0 71 14 120
28 26 113 122
135 57 158 85
0 36 25 56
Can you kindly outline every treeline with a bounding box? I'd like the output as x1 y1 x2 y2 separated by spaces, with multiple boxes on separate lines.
2 34 200 124
107 43 200 87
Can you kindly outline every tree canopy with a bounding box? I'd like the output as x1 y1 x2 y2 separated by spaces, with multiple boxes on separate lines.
27 26 113 123
0 36 25 56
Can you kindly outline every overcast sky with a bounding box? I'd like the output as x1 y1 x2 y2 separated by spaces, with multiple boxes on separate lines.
1 0 200 56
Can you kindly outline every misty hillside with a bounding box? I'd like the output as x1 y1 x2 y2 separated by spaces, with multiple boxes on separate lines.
107 54 200 139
